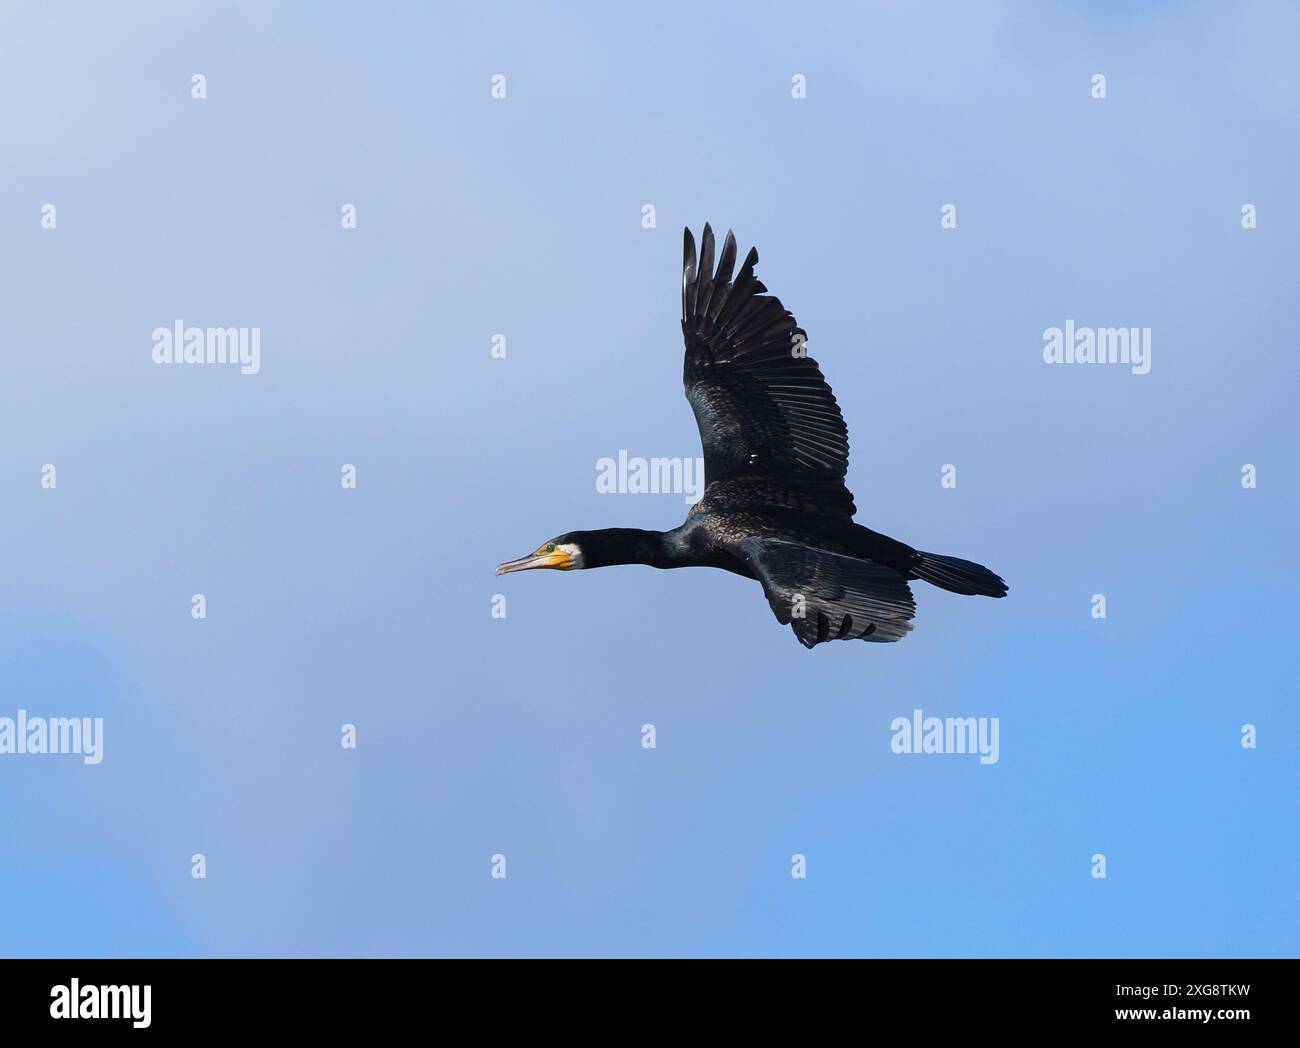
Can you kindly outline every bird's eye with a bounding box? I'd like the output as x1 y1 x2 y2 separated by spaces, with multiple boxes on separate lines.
543 543 556 553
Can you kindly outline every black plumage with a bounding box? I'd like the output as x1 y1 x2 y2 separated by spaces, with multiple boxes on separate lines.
496 224 1007 648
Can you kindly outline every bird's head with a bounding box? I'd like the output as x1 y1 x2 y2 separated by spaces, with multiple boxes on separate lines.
495 533 586 576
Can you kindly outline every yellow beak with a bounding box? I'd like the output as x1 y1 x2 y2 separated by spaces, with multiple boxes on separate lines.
495 548 572 575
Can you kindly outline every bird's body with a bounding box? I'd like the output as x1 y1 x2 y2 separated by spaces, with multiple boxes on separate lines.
607 505 913 582
497 224 1007 648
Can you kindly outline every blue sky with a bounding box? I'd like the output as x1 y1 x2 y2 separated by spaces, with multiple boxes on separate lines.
1 1 1297 956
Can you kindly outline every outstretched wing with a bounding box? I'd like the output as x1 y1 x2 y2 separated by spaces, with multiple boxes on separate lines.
682 224 856 519
738 538 915 648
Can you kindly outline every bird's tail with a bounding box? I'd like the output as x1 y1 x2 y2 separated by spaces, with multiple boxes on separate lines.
913 552 1008 597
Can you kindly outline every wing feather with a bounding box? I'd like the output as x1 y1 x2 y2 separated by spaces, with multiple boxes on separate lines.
682 224 856 519
738 538 915 648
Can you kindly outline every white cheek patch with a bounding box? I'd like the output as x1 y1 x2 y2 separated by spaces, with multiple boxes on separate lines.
557 542 583 569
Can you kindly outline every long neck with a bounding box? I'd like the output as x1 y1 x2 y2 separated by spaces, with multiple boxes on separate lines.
585 528 677 569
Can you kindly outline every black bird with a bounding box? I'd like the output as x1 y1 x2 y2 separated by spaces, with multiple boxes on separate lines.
496 225 1007 648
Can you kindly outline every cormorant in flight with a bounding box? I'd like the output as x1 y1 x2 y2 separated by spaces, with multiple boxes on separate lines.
497 225 1007 648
